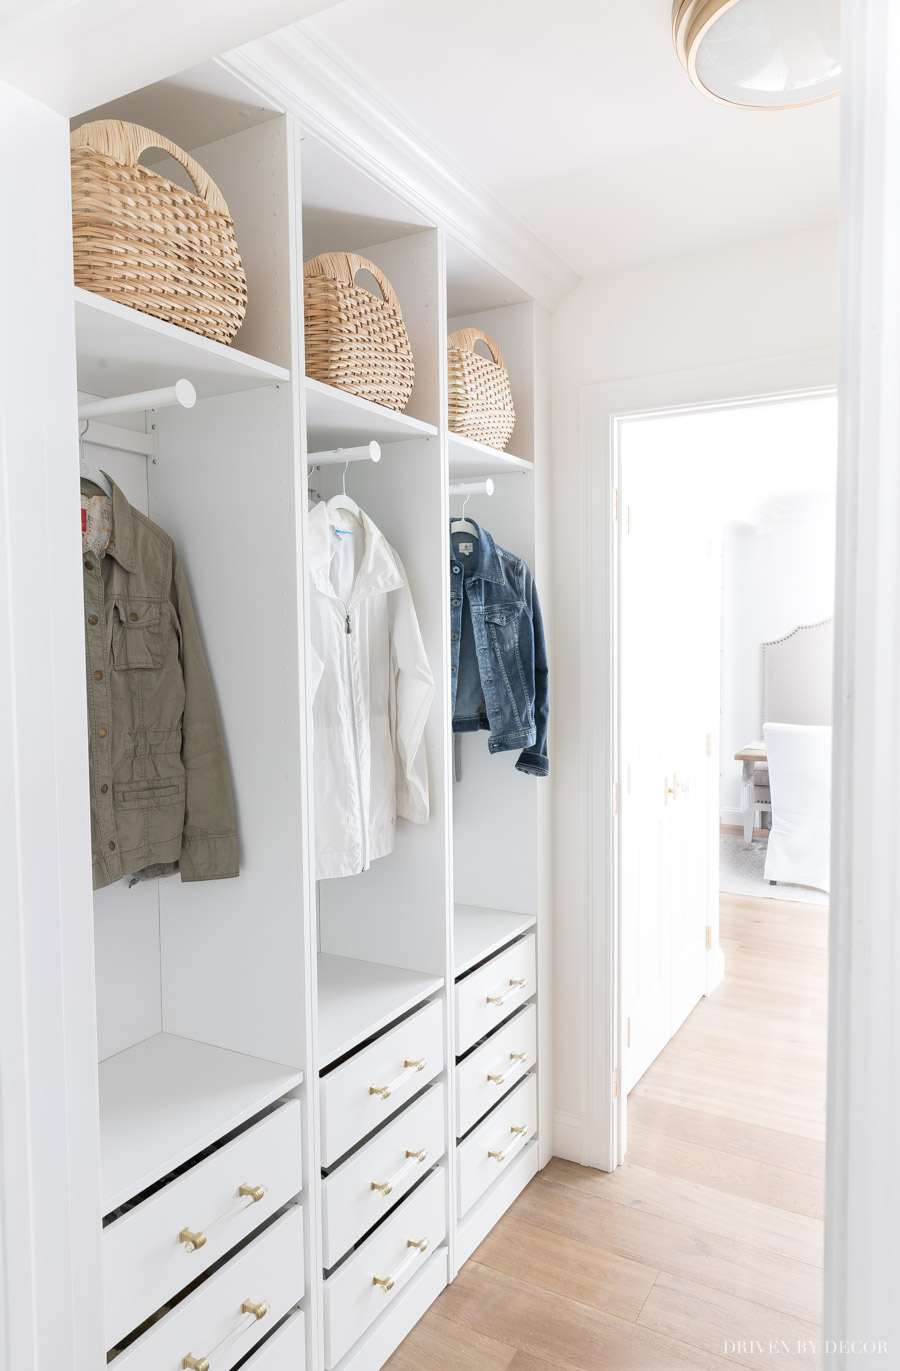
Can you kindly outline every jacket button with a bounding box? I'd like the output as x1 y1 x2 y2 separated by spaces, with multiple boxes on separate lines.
452 566 460 574
108 841 116 851
129 612 139 622
97 727 107 738
452 633 458 640
88 614 98 625
100 784 108 793
93 670 103 680
84 560 94 571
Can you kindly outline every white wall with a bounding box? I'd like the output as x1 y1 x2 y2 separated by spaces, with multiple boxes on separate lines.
720 504 836 819
550 224 838 1162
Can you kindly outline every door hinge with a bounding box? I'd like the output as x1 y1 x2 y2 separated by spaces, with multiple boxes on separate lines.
613 781 619 815
613 487 619 521
706 732 712 757
705 926 712 950
612 1067 619 1100
626 1016 631 1048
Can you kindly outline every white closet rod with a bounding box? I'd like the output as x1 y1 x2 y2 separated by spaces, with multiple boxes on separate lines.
449 479 494 497
309 440 381 466
77 379 197 421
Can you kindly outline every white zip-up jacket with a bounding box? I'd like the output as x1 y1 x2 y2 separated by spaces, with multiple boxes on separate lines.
308 497 434 879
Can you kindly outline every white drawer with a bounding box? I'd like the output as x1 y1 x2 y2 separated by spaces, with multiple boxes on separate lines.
111 1204 304 1371
239 1309 305 1369
322 1084 445 1269
103 1099 303 1348
457 1074 537 1218
323 1167 445 1370
454 934 535 1056
320 1000 443 1167
456 1003 537 1137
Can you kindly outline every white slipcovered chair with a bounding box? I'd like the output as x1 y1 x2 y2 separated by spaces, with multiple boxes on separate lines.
763 722 832 894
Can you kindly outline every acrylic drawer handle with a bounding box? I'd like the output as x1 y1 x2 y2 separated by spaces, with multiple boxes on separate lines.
371 1148 428 1197
486 1051 528 1087
369 1058 426 1101
182 1298 268 1369
488 1124 530 1164
486 978 527 1007
179 1182 268 1253
372 1237 429 1294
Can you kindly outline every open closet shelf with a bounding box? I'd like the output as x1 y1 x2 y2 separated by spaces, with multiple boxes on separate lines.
317 954 444 1069
453 906 537 978
98 1032 304 1212
74 287 290 401
305 376 438 450
448 434 533 479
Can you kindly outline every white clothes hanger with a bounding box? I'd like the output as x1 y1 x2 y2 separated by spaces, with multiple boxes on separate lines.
325 461 363 526
79 421 113 499
450 479 493 537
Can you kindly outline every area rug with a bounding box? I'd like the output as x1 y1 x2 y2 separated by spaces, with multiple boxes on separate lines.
719 832 829 906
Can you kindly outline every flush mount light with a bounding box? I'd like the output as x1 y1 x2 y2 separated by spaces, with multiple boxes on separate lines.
672 0 840 109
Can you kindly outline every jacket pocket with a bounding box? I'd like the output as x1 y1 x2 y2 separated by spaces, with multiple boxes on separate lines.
111 600 161 670
115 773 186 850
484 603 530 728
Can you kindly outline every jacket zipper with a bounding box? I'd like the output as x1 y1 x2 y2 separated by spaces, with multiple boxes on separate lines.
342 603 367 870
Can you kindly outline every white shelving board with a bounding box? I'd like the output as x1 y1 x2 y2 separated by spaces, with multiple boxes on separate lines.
74 287 290 400
305 376 438 451
448 434 533 480
98 1032 303 1212
453 906 536 979
318 954 444 1069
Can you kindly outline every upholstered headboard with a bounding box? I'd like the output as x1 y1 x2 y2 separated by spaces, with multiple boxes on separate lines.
761 618 834 731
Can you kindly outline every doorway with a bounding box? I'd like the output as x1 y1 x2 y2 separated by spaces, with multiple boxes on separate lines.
616 385 837 1142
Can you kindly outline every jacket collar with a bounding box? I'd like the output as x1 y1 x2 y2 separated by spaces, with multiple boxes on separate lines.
80 472 138 572
449 519 505 584
308 499 405 602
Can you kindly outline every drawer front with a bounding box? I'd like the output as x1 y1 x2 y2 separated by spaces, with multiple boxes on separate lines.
112 1204 304 1371
240 1309 305 1369
322 1084 445 1268
456 1003 537 1137
455 935 536 1056
320 1000 443 1167
323 1167 446 1370
103 1099 303 1348
457 1074 537 1218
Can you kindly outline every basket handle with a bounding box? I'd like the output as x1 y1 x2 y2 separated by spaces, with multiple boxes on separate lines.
304 253 403 314
448 328 505 369
70 120 231 217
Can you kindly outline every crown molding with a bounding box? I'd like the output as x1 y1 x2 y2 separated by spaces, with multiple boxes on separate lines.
223 27 580 311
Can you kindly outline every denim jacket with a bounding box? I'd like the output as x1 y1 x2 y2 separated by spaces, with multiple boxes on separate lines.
450 521 549 776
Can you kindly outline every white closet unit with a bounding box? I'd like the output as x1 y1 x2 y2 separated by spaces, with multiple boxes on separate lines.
10 37 549 1371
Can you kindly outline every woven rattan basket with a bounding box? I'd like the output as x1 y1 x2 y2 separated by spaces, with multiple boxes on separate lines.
71 120 247 346
447 329 516 449
304 253 415 411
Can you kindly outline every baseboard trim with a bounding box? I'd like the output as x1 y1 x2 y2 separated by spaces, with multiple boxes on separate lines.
552 1110 583 1163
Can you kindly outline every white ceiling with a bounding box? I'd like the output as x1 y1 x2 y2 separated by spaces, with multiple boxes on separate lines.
302 0 839 279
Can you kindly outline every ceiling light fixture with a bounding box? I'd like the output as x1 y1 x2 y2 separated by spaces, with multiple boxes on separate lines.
672 0 840 109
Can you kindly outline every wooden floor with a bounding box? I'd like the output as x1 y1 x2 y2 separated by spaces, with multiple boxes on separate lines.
386 891 828 1370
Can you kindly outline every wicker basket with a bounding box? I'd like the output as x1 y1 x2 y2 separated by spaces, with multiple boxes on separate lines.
447 329 516 449
70 120 247 346
304 253 415 411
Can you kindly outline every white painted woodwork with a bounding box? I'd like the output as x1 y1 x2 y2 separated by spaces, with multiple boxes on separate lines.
112 1205 304 1369
99 1033 303 1212
456 1073 538 1217
455 1003 537 1137
103 1099 302 1345
454 935 536 1056
323 1169 446 1370
306 377 438 449
454 1139 540 1268
330 1252 449 1371
447 434 532 480
321 1085 445 1269
316 957 444 1068
241 1310 307 1369
453 906 536 978
319 1001 444 1167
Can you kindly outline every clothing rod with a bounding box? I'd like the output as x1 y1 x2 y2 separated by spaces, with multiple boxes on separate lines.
449 478 495 496
308 440 381 465
77 379 197 421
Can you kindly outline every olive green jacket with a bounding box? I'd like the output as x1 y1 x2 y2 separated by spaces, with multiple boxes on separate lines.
82 476 238 890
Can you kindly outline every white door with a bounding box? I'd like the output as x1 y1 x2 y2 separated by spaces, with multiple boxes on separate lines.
620 426 720 1095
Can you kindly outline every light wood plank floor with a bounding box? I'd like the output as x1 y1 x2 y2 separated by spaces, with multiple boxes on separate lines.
386 891 828 1370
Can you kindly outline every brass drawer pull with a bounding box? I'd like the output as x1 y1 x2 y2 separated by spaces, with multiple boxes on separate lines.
486 978 528 1008
182 1297 268 1368
487 1050 529 1087
179 1181 268 1253
373 1237 429 1294
371 1147 428 1197
369 1058 426 1101
488 1123 530 1164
